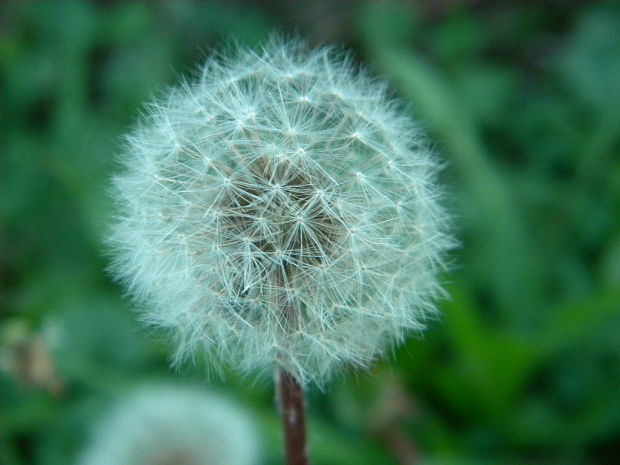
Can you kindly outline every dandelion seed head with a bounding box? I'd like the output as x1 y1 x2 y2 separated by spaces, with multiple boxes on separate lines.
76 385 260 465
109 37 453 386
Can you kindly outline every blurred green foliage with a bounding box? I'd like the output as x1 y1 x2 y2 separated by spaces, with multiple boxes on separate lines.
1 1 619 464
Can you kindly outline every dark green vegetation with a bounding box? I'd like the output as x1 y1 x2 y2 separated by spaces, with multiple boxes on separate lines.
1 2 619 464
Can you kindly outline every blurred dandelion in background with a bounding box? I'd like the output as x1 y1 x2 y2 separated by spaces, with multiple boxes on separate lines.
76 384 261 465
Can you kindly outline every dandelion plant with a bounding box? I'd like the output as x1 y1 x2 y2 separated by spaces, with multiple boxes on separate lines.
77 385 260 465
109 37 452 465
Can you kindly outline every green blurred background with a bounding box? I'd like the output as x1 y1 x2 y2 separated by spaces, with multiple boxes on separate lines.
2 1 619 464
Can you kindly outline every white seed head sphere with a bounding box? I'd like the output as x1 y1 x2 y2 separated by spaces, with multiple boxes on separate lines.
109 38 452 386
76 385 260 465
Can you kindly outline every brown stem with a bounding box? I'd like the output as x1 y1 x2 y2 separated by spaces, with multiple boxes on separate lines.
279 369 310 465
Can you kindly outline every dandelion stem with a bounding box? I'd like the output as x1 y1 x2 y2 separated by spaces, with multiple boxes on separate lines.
279 369 310 465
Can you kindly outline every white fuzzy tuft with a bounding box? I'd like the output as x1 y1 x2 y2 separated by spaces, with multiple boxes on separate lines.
76 384 260 465
109 37 453 386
